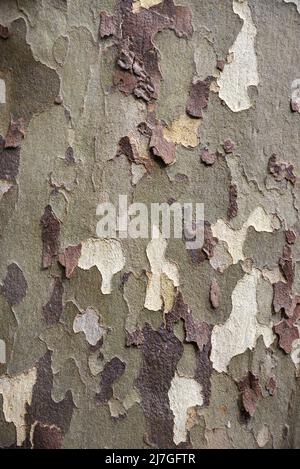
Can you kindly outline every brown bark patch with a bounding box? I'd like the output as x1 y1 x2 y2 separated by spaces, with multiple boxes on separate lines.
285 229 296 245
26 351 74 442
186 77 212 118
42 278 63 326
117 135 141 163
4 118 26 148
41 205 60 269
58 244 82 278
238 372 262 417
201 148 216 165
65 146 75 164
274 319 299 354
189 221 217 264
268 154 296 185
266 376 277 396
227 183 238 219
0 24 10 39
99 0 193 103
32 422 64 449
1 263 28 306
223 139 235 154
126 329 145 347
0 135 20 183
210 278 220 309
166 293 213 406
136 323 183 448
96 357 126 404
150 124 176 165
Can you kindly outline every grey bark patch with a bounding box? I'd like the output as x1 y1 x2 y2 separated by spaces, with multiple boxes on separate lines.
244 228 284 270
0 18 60 120
1 263 28 306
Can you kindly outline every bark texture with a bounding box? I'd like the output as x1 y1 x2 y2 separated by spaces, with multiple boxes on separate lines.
1 0 300 449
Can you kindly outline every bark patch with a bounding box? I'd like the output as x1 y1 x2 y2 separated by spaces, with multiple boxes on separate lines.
96 357 126 404
136 323 183 448
59 244 81 278
1 263 28 306
26 351 74 446
186 77 212 118
42 278 63 326
41 205 60 269
238 372 262 417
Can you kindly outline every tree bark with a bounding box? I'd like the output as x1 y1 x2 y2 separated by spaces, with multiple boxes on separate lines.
0 0 300 449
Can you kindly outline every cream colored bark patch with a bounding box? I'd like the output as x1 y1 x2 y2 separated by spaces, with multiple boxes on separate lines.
217 1 259 112
168 374 203 445
131 163 147 186
291 327 300 368
291 79 300 112
161 273 177 313
211 207 279 265
0 339 5 364
78 239 125 294
144 230 179 311
133 0 162 12
0 368 37 445
163 115 200 148
73 308 105 346
284 0 300 13
0 180 13 201
211 269 274 373
210 240 233 273
262 267 286 285
0 79 6 104
256 425 270 448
